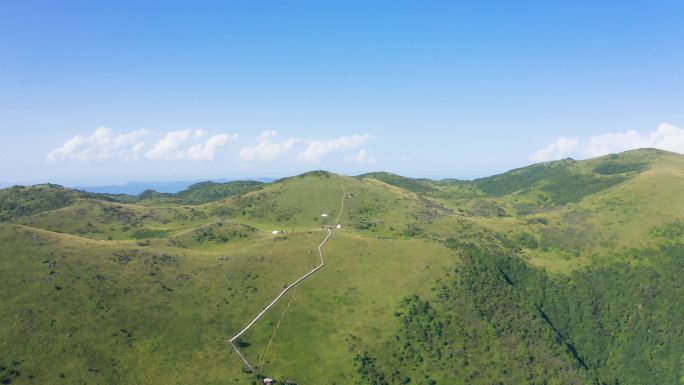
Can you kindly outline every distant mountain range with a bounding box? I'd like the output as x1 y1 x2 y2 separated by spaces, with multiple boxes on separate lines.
72 178 275 195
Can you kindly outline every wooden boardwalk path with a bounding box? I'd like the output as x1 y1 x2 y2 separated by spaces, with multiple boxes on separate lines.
229 182 346 371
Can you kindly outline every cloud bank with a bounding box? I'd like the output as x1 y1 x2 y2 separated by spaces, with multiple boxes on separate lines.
239 131 375 163
239 131 301 162
48 128 237 163
530 123 684 162
145 129 237 160
186 134 235 161
298 134 372 163
46 127 148 162
48 127 375 165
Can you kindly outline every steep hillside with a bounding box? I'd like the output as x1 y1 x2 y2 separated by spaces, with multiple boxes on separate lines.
1 149 683 385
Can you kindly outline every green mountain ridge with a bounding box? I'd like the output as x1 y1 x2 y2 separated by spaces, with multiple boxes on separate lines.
1 148 683 385
135 180 266 205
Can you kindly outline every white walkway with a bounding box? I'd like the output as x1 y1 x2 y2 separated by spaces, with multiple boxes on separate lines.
229 182 346 371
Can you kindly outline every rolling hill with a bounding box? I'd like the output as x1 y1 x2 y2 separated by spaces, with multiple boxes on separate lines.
1 148 683 385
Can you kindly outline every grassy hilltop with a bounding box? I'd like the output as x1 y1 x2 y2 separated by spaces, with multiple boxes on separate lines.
1 149 683 385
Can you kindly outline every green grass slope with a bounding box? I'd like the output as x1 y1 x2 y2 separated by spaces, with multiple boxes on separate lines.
358 172 438 194
1 149 684 385
0 184 81 220
0 173 456 384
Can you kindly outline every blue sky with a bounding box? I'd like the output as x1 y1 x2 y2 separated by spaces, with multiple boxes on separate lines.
1 1 683 186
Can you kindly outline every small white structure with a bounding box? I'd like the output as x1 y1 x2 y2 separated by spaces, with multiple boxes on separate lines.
263 378 274 385
272 230 280 235
336 224 342 229
321 213 328 218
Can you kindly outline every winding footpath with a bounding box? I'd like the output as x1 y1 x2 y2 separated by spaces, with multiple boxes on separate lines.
229 182 347 372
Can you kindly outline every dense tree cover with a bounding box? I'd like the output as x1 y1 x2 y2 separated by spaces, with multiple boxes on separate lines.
539 173 626 205
356 244 587 385
592 161 646 175
356 240 684 385
537 244 684 384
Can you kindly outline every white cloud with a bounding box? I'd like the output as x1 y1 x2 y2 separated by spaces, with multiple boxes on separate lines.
344 149 376 164
530 123 684 162
145 129 236 161
186 133 237 160
298 134 372 163
50 127 373 165
145 129 193 160
46 127 148 162
529 137 579 162
47 127 235 163
583 123 684 157
239 130 301 162
258 130 277 142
